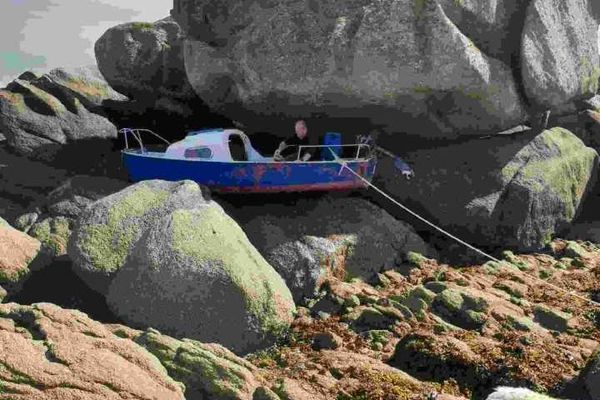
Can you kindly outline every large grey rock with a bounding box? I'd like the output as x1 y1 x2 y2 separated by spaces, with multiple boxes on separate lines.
35 66 127 107
378 127 598 252
242 197 433 282
69 180 295 354
436 0 524 60
265 235 354 304
95 17 195 101
105 194 295 354
175 0 526 137
522 0 600 113
68 180 211 295
0 71 117 162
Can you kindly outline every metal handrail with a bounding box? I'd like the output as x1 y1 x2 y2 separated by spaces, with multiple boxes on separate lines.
295 143 371 161
119 128 171 153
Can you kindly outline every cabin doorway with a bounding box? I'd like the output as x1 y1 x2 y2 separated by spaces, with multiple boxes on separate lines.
229 134 248 161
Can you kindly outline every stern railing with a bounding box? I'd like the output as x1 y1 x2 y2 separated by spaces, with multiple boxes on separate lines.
119 128 171 153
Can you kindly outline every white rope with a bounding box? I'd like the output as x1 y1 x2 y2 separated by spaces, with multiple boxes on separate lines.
337 159 600 308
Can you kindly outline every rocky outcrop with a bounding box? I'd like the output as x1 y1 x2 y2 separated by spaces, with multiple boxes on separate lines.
0 66 119 163
69 180 295 354
581 349 600 400
378 127 598 252
111 326 274 400
522 0 600 113
242 197 433 283
174 0 526 137
0 302 185 399
0 219 43 294
68 180 209 294
264 235 354 304
95 17 195 102
12 176 128 258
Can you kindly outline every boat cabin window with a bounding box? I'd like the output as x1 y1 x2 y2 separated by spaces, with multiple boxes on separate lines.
228 134 247 161
184 147 213 159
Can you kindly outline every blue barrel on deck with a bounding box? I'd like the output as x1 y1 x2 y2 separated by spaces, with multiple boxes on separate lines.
321 132 342 160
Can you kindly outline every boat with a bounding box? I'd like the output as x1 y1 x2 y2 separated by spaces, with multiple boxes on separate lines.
119 128 377 193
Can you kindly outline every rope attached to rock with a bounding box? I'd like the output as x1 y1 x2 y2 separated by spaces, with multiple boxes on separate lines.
336 158 600 309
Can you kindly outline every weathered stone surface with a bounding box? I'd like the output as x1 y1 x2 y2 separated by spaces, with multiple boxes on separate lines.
106 198 295 354
0 220 42 293
264 235 354 304
0 303 184 399
0 67 118 162
68 180 210 294
70 179 295 354
35 66 126 107
175 0 526 137
522 0 600 113
436 0 524 60
131 327 266 400
533 305 572 332
389 333 487 388
28 216 72 258
95 17 195 101
242 197 433 281
312 331 343 351
378 127 598 252
431 289 489 330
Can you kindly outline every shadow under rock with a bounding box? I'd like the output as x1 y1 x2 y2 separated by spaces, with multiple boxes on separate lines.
6 257 121 324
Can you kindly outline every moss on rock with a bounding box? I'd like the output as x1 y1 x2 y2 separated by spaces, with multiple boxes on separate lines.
135 328 260 399
80 185 169 273
29 217 71 257
171 207 295 338
501 128 597 220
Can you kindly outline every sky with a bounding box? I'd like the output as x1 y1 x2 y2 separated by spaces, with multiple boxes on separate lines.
0 0 172 86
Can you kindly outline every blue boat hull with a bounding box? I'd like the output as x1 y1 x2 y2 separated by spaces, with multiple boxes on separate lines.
122 151 377 193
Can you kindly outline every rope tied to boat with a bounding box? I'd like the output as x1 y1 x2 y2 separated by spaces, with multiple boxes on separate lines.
333 150 600 309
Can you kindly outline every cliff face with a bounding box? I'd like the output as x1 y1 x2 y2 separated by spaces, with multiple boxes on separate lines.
170 0 599 137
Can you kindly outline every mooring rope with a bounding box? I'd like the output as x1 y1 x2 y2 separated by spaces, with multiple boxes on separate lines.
336 158 600 308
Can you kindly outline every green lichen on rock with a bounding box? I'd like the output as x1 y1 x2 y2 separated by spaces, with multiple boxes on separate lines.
563 240 588 259
432 289 489 330
131 22 155 31
501 250 529 271
406 251 427 267
533 305 572 332
435 289 464 314
80 185 169 273
581 56 600 94
171 208 294 337
413 0 428 18
507 315 535 332
0 91 26 114
29 217 71 257
135 328 258 399
22 82 66 115
501 128 597 220
63 76 110 101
